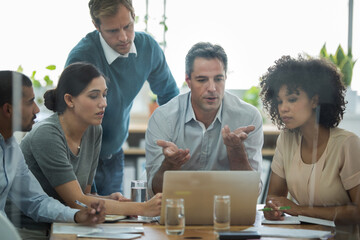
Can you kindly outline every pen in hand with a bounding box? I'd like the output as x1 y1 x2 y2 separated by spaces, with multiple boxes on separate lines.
259 206 291 211
75 200 88 208
75 200 100 214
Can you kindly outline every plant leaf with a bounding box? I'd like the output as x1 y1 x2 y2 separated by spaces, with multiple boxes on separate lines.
30 71 37 81
43 75 53 86
242 86 260 107
46 65 56 70
340 59 353 87
320 43 328 58
33 80 41 88
351 59 357 68
328 54 337 64
17 65 23 73
336 45 346 66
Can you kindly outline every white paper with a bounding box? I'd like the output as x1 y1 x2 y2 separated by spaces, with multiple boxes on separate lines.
77 233 142 239
262 215 336 227
262 216 301 225
118 216 157 223
298 215 336 227
52 223 144 235
247 226 333 238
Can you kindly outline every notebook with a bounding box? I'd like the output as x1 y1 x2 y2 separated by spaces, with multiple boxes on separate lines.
159 171 260 225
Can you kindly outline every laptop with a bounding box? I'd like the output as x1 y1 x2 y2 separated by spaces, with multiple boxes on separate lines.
159 171 260 225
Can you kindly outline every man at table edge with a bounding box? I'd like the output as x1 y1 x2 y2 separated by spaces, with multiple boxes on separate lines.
0 71 105 238
145 42 264 197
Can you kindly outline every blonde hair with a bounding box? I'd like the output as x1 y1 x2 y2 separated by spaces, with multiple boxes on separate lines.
89 0 135 26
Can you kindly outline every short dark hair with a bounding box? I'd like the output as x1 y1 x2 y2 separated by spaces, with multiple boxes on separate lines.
185 42 228 77
89 0 135 27
0 71 32 107
260 55 346 129
44 62 105 114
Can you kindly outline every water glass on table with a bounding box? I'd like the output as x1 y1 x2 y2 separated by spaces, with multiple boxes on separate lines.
165 198 185 235
213 195 230 231
130 180 150 220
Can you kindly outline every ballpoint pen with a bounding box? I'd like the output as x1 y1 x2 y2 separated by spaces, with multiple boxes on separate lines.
75 200 88 209
258 206 291 211
75 200 101 214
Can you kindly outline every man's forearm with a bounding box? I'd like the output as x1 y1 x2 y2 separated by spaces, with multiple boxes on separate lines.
226 145 253 170
152 167 166 194
152 159 181 194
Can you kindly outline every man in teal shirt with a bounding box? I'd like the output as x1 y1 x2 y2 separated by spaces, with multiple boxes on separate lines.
65 0 179 195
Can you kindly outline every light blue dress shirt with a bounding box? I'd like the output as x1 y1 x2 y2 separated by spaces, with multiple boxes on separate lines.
146 91 264 196
0 134 78 223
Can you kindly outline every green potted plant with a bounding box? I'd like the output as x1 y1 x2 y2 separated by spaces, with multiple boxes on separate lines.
242 86 268 123
319 44 357 113
319 44 356 88
17 65 56 106
242 86 260 108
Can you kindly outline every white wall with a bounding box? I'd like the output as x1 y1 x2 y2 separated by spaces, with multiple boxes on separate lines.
1 0 359 92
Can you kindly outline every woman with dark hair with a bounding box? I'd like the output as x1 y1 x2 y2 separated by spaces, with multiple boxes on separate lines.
20 62 161 217
260 56 360 224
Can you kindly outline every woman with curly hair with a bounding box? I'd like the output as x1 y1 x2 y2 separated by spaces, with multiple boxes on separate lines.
260 55 360 224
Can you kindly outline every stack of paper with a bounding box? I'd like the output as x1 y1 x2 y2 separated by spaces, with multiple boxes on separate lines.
52 223 144 239
262 215 335 227
246 226 333 238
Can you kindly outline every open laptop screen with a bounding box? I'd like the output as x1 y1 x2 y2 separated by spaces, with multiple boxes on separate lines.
160 171 260 225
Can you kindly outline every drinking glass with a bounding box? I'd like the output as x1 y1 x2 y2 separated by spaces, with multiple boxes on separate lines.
213 195 230 231
131 180 150 221
165 198 185 235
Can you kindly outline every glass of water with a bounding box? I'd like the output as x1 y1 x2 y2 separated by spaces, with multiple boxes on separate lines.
131 180 150 220
165 198 185 235
213 195 230 231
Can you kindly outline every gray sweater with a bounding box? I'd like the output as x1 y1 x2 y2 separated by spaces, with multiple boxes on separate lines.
20 114 101 202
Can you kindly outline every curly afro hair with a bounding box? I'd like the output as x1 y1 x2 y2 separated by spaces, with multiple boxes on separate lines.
259 55 346 130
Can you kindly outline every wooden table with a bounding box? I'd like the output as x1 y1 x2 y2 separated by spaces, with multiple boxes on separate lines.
49 210 360 240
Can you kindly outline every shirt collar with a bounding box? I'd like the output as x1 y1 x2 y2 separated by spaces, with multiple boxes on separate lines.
0 133 16 148
99 32 137 65
185 92 223 126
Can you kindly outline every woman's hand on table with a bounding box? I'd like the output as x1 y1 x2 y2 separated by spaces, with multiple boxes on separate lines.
264 196 301 220
143 193 162 217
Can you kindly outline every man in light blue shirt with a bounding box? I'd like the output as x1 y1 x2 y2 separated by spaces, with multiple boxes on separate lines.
0 71 105 237
146 42 264 196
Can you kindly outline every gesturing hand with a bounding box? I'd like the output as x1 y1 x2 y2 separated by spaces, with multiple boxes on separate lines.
156 140 190 169
221 125 255 148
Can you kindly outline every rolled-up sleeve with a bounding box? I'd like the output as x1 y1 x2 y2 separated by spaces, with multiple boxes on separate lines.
145 109 172 198
8 150 78 223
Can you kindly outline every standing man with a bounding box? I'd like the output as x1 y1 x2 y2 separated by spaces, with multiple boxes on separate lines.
0 71 105 238
65 0 179 195
146 42 264 196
